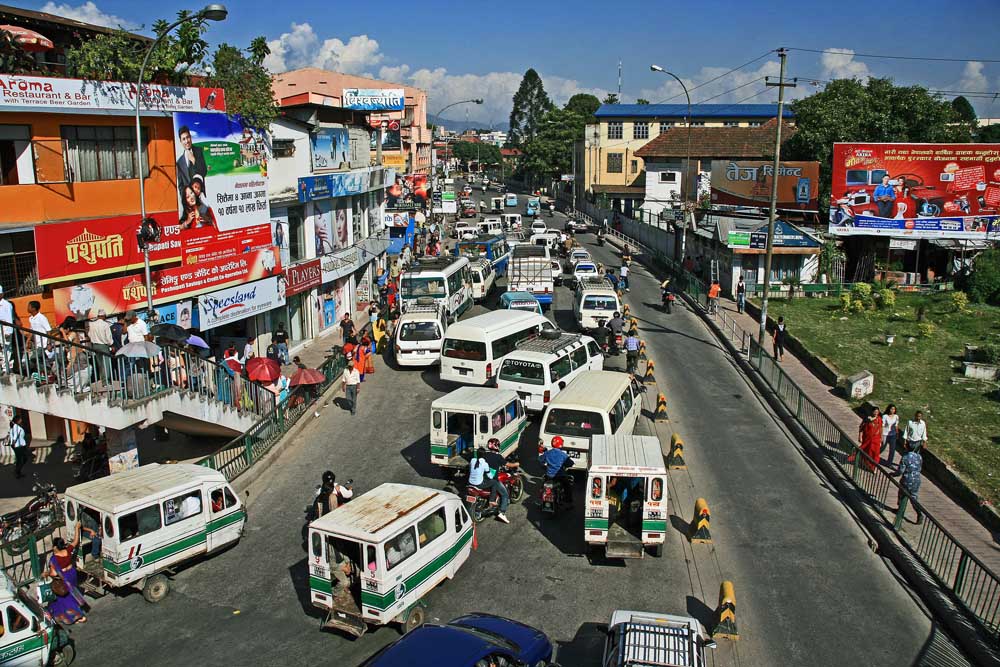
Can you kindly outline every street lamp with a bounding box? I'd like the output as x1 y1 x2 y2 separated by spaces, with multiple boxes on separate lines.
433 99 482 177
650 65 692 262
135 4 228 314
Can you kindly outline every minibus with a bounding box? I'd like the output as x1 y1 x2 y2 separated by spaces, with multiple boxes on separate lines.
440 311 554 385
496 332 604 412
400 256 473 323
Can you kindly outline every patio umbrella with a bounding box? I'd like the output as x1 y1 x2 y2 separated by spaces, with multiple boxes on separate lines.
245 357 280 383
150 323 188 342
116 341 161 358
224 358 242 373
289 367 326 387
185 334 209 349
0 25 54 51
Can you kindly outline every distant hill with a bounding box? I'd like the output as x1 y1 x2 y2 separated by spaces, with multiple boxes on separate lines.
428 114 508 134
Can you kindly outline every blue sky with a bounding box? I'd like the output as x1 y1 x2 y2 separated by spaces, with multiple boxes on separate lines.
26 0 1000 124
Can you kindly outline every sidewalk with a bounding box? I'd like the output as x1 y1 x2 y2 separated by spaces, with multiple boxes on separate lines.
716 297 1000 574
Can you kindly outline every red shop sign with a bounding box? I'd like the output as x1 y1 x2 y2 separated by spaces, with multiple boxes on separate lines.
285 258 322 296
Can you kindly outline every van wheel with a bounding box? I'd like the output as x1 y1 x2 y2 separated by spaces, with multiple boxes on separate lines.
53 643 76 667
648 543 663 558
401 605 426 634
142 574 170 603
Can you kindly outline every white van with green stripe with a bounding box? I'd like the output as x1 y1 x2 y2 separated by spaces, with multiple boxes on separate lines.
0 571 75 666
63 464 246 603
585 435 667 559
308 483 473 637
430 387 527 472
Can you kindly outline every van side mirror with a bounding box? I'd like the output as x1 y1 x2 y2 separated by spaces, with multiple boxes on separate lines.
31 616 39 633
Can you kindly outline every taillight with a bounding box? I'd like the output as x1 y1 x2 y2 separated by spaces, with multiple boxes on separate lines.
394 345 401 354
543 390 550 403
541 486 554 501
486 362 492 378
537 440 545 454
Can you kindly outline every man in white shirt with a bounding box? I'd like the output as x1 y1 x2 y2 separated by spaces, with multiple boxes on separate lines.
9 413 28 479
126 311 149 344
0 285 13 341
27 300 50 349
902 410 928 454
88 309 114 381
342 359 361 416
619 263 630 292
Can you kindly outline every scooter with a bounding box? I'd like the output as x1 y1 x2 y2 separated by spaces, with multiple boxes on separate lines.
662 288 675 314
465 468 525 523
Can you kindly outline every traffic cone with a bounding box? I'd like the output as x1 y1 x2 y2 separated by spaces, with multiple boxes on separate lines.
667 433 686 469
622 303 630 318
690 498 711 543
629 317 639 333
638 340 647 360
713 581 739 640
642 360 656 385
654 393 669 422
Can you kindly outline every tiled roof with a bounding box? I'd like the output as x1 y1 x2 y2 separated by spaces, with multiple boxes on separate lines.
635 119 797 159
271 68 424 107
594 103 793 119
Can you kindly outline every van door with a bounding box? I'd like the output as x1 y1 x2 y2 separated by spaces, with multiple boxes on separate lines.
1 600 44 667
586 340 604 370
207 485 244 552
159 488 207 566
113 503 163 581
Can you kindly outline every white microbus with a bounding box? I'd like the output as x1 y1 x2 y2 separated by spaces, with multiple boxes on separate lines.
393 300 448 367
440 310 555 386
469 258 496 302
496 332 604 412
400 256 473 323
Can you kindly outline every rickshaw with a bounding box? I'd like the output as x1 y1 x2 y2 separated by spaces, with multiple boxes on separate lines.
585 435 667 559
430 387 526 472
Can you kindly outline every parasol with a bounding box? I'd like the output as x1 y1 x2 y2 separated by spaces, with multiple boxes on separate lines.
115 341 161 358
0 25 54 52
150 323 188 342
245 357 280 383
289 367 326 387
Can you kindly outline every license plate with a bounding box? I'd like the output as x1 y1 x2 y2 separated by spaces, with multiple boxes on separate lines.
568 450 581 459
416 349 426 355
465 495 476 503
457 368 470 375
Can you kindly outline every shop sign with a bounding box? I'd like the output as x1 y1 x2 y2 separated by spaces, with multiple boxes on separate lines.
384 211 412 227
342 88 405 111
889 238 918 250
298 168 386 203
198 276 286 331
286 258 322 296
381 153 407 168
321 247 362 283
0 74 225 113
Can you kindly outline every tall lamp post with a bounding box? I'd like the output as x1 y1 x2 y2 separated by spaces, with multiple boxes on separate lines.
433 99 482 176
650 65 692 262
135 4 228 314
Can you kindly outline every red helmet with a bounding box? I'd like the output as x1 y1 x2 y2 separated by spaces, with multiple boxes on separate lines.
487 437 501 452
551 436 564 449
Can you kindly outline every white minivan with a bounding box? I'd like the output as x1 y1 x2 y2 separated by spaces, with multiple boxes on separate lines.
538 371 645 470
440 310 555 385
530 220 548 235
470 258 496 302
478 219 504 236
393 300 448 367
574 278 622 330
496 331 604 412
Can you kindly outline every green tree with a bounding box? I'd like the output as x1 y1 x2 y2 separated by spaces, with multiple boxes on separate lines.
979 124 1000 142
784 78 974 212
0 31 40 74
602 93 619 105
520 106 589 178
451 141 501 166
207 43 278 129
951 95 977 124
564 93 600 117
507 69 553 148
636 98 650 105
967 248 1000 305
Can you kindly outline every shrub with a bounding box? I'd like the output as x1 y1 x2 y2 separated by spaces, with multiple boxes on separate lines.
951 290 969 313
917 322 936 338
967 248 1000 305
976 343 1000 365
876 288 896 310
851 299 867 314
851 283 873 307
839 293 852 312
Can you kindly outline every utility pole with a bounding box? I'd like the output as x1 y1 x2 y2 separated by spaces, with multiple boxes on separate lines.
758 48 796 345
617 60 622 101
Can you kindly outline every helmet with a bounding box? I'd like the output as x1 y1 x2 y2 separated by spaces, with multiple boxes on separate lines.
487 437 501 452
476 447 488 459
613 311 621 318
552 436 564 449
322 470 336 486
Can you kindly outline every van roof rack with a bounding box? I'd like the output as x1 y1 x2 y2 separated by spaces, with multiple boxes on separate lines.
513 332 582 355
408 256 463 271
578 276 615 291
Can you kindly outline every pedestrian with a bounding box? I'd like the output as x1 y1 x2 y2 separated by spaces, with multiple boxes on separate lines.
0 285 13 349
353 343 367 382
896 439 923 524
266 341 279 362
900 410 928 461
683 256 693 273
340 313 355 343
9 413 29 479
372 317 387 354
292 355 307 370
619 263 630 292
342 355 361 415
401 243 412 267
624 332 640 374
772 316 787 361
110 314 125 352
273 322 290 364
368 302 380 327
87 309 114 382
708 280 721 315
736 276 746 314
881 404 900 469
243 337 256 363
27 300 51 350
47 525 88 625
854 405 882 471
390 259 402 282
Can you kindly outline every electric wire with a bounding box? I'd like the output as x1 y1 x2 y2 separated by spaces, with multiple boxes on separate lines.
787 47 1000 64
653 49 777 104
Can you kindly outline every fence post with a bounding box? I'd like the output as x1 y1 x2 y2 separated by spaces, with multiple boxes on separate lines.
953 552 970 596
797 391 804 419
243 435 253 468
27 539 41 582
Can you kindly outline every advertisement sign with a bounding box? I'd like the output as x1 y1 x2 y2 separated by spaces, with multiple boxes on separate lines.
710 160 819 209
342 88 405 111
828 142 1000 239
381 153 407 168
372 129 402 152
182 224 273 264
560 174 575 181
173 112 269 233
0 75 225 113
320 246 363 283
384 211 412 227
286 259 322 297
53 247 281 322
298 169 376 203
310 128 349 170
726 221 818 250
387 173 430 208
198 276 286 331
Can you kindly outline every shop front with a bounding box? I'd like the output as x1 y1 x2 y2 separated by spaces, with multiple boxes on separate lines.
196 276 287 358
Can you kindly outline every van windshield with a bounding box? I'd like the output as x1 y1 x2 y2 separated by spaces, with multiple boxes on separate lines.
499 359 545 385
545 408 606 437
400 322 440 341
401 276 446 298
584 296 618 310
443 338 487 361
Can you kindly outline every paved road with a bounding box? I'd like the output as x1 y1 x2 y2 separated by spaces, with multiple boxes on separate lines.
68 182 965 667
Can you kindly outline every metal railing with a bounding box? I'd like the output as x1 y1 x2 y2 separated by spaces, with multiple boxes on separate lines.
609 222 1000 645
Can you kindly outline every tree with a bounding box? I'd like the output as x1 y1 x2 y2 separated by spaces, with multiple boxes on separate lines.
207 43 278 130
967 248 1000 305
520 106 590 178
784 78 975 212
564 93 601 118
507 69 553 148
602 93 619 105
636 98 650 105
451 141 501 166
951 96 977 124
978 124 1000 142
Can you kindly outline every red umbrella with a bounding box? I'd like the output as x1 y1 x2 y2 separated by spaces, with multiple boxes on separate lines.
0 26 54 51
245 357 280 383
289 367 326 387
224 358 242 373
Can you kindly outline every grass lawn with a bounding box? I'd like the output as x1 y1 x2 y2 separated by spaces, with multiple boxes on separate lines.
763 291 1000 505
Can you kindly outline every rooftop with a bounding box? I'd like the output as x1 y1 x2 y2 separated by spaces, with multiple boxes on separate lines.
271 67 425 108
635 119 797 159
0 3 150 40
594 103 794 119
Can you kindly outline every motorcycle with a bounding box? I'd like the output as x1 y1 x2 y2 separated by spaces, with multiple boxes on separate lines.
548 206 555 218
1 479 61 555
662 289 676 314
465 468 525 523
621 252 633 268
538 458 574 516
596 232 605 247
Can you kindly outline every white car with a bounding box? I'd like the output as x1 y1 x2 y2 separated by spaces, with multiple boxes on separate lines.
565 218 590 233
568 261 600 289
453 221 477 239
530 220 548 235
566 249 592 271
506 231 527 249
550 259 564 286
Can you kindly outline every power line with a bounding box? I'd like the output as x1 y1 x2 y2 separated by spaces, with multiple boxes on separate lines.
692 77 766 105
787 47 1000 64
789 74 1000 98
653 49 776 104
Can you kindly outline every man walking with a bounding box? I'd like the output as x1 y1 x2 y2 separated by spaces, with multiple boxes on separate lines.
342 358 361 415
736 276 746 314
708 280 721 315
901 410 928 457
619 263 630 292
9 413 28 479
273 323 289 364
88 309 114 381
897 440 923 524
772 316 787 361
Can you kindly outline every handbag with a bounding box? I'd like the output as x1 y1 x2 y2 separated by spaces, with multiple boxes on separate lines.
50 576 69 597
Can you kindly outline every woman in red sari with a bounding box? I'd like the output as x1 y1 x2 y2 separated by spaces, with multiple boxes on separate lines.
855 406 883 471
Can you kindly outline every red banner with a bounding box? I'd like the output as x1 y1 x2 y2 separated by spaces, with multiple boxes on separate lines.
53 247 281 322
285 259 322 296
35 214 275 285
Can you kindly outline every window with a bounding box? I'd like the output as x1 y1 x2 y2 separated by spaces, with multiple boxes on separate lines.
632 122 649 140
417 508 447 548
658 122 674 134
545 408 605 437
273 138 295 157
689 121 705 127
385 526 418 571
650 477 664 501
492 409 505 432
748 121 763 127
571 346 589 369
499 359 544 385
443 338 486 361
163 490 203 526
6 606 29 633
583 295 617 311
311 532 322 557
630 160 638 174
607 121 623 140
0 231 38 298
551 354 572 382
433 410 443 430
62 125 149 182
447 269 464 294
402 276 446 298
723 121 740 127
606 153 623 174
619 388 634 416
587 341 602 358
367 545 377 572
659 171 677 183
591 476 604 499
119 505 161 541
287 207 306 263
490 325 539 359
0 125 34 185
454 507 465 533
471 271 482 284
210 486 238 512
479 414 489 434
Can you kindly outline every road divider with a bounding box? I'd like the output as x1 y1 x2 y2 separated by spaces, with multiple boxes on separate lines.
713 581 739 640
668 433 686 469
690 498 712 543
654 393 669 422
638 339 647 360
643 360 656 385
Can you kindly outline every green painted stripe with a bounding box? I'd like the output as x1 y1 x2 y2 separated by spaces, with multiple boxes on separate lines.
309 575 332 594
0 633 45 662
207 510 246 533
430 445 451 455
585 518 609 530
642 520 668 532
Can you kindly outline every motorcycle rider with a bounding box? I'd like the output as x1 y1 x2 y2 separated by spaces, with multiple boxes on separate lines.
548 202 555 217
661 278 674 313
621 245 633 266
485 438 519 523
314 471 354 519
596 227 605 245
539 437 574 505
468 446 509 524
606 311 625 355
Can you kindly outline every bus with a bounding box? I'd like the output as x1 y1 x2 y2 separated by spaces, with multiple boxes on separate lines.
453 235 511 276
400 256 473 323
440 310 554 385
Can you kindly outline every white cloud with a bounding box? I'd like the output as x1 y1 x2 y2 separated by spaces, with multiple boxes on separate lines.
634 59 801 107
819 48 871 81
264 23 383 76
40 1 136 29
958 61 988 92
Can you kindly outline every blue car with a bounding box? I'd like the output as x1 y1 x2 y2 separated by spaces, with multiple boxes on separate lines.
360 613 556 667
500 291 543 315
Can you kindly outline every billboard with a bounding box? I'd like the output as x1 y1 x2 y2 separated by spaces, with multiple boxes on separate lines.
310 128 350 170
342 88 405 111
286 259 322 296
298 170 371 203
173 112 269 233
711 160 819 209
829 142 1000 239
198 276 286 331
0 75 225 113
372 129 402 152
381 153 407 169
387 173 430 208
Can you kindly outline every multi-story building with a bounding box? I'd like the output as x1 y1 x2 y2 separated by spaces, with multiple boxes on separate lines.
574 104 794 216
